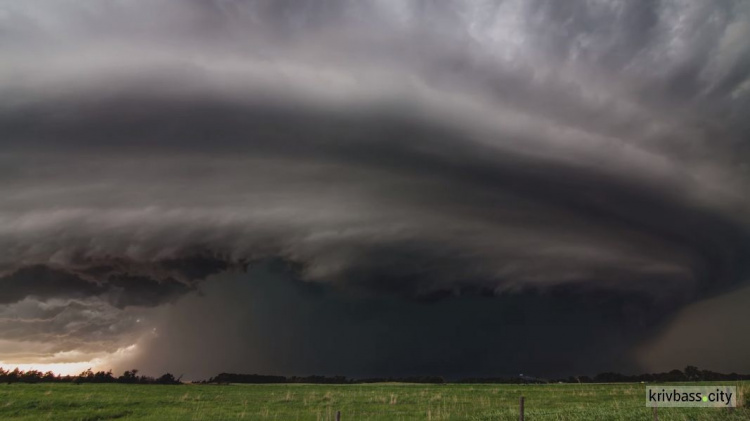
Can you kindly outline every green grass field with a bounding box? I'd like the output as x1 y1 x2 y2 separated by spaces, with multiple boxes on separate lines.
0 382 747 420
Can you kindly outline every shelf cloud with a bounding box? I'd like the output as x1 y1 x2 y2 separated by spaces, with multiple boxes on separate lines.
1 0 749 377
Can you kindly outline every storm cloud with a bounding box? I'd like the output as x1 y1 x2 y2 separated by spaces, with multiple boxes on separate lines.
1 0 749 377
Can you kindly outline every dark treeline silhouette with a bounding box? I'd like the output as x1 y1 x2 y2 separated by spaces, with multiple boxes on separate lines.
0 368 181 385
201 373 445 384
4 365 748 385
567 366 750 383
462 366 750 384
457 375 546 384
202 366 750 385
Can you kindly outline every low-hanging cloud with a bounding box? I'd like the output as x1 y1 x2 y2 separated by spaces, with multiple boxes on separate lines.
1 0 749 377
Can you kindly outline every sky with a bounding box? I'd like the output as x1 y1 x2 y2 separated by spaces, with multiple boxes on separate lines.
1 0 750 380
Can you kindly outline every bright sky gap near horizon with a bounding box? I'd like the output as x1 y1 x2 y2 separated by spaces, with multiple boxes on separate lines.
1 0 750 380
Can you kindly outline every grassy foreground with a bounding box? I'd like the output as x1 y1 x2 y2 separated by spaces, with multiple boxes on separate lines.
0 382 748 420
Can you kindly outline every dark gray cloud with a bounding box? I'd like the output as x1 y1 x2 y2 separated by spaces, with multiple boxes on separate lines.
0 0 749 376
0 265 197 307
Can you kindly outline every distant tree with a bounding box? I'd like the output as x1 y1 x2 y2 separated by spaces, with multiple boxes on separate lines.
20 370 43 383
42 371 58 382
119 369 140 384
7 368 20 384
684 366 701 381
155 373 180 384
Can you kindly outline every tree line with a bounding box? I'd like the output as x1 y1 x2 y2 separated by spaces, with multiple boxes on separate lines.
202 366 750 384
0 368 181 385
200 373 446 384
556 366 750 384
3 365 748 385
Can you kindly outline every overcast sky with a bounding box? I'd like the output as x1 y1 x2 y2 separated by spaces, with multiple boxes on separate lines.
1 0 750 379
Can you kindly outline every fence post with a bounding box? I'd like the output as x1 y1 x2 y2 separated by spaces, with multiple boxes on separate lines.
335 410 341 421
519 396 525 421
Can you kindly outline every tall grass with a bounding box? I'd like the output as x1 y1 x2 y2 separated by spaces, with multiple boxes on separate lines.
0 381 748 420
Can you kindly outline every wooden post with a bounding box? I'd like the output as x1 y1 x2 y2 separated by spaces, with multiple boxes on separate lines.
335 410 341 421
652 405 658 421
519 396 525 421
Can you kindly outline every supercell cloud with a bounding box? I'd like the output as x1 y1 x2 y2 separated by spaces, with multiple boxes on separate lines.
1 0 749 377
